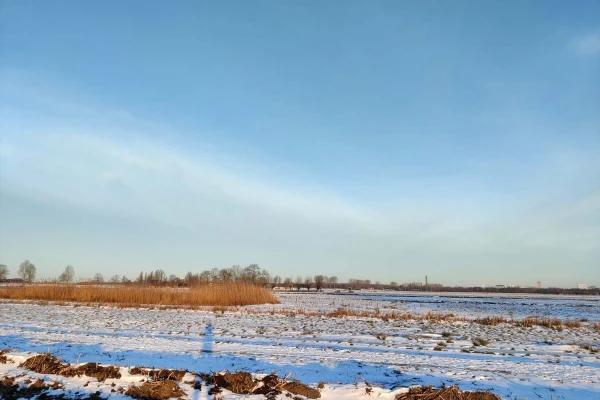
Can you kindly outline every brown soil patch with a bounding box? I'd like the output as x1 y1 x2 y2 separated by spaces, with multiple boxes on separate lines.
20 353 71 375
396 385 501 400
212 371 256 394
73 362 121 381
125 380 186 400
0 350 8 364
252 373 285 398
283 381 322 399
20 354 121 382
0 377 72 400
207 372 320 399
129 367 186 382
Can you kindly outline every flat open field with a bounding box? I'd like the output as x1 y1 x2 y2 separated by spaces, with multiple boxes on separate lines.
1 291 599 399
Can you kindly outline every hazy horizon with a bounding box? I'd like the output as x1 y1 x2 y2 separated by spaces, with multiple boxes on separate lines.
1 1 599 287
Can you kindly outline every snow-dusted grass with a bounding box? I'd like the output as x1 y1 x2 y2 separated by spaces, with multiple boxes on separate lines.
1 291 599 399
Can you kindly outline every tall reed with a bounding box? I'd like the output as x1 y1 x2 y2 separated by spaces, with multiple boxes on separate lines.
0 283 279 307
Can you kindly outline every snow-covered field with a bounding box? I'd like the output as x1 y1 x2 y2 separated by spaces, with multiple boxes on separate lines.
1 291 599 399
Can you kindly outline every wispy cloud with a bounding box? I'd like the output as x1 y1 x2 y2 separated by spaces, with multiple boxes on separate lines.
570 31 600 56
1 73 599 285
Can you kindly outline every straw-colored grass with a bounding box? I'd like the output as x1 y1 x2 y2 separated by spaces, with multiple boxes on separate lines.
0 283 279 307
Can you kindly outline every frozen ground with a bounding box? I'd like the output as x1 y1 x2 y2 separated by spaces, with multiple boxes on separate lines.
1 292 599 399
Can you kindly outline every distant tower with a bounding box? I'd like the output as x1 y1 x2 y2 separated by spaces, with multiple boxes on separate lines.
425 275 428 287
536 281 541 289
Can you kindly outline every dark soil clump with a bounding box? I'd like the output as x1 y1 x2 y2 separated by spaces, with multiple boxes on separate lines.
212 371 256 394
0 377 72 400
20 354 120 382
283 381 322 399
125 380 185 400
73 362 121 381
396 385 501 400
128 367 186 382
20 353 70 375
253 373 284 398
0 350 8 364
206 372 321 399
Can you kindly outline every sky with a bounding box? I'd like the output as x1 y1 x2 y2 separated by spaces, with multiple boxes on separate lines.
1 1 599 287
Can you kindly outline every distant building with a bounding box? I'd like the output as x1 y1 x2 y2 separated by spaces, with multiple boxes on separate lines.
495 284 505 289
536 281 541 289
577 283 588 290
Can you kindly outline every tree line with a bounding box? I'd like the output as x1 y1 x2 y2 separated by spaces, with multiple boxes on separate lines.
0 261 597 295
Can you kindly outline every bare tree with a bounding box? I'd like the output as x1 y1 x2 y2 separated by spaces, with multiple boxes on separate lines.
219 268 234 282
314 275 325 291
58 265 75 283
0 264 8 281
283 277 292 291
199 270 211 283
209 268 220 282
154 269 167 284
295 275 303 291
242 264 261 283
304 276 313 291
327 276 338 289
18 260 36 282
121 276 131 283
93 273 104 283
230 265 242 281
110 274 121 283
271 275 281 289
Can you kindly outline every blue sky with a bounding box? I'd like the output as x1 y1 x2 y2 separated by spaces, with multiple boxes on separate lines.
1 1 599 286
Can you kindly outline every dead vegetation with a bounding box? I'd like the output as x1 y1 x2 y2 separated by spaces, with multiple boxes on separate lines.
209 371 321 399
126 380 185 400
0 282 279 307
0 375 104 400
2 351 508 400
20 353 121 381
245 307 594 331
0 349 7 364
472 337 490 347
0 376 64 400
396 385 501 400
129 367 187 382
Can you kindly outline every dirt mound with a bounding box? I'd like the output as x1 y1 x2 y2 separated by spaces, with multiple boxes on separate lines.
73 362 121 381
396 385 501 400
0 377 72 400
250 373 285 398
283 381 322 399
0 349 7 364
126 380 186 400
207 372 320 399
212 371 256 394
20 354 121 382
20 353 70 375
129 366 186 382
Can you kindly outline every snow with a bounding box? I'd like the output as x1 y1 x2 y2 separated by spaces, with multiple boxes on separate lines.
1 291 599 399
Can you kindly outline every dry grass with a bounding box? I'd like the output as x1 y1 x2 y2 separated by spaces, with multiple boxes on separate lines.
473 316 508 325
515 317 563 329
244 307 594 331
0 283 279 307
